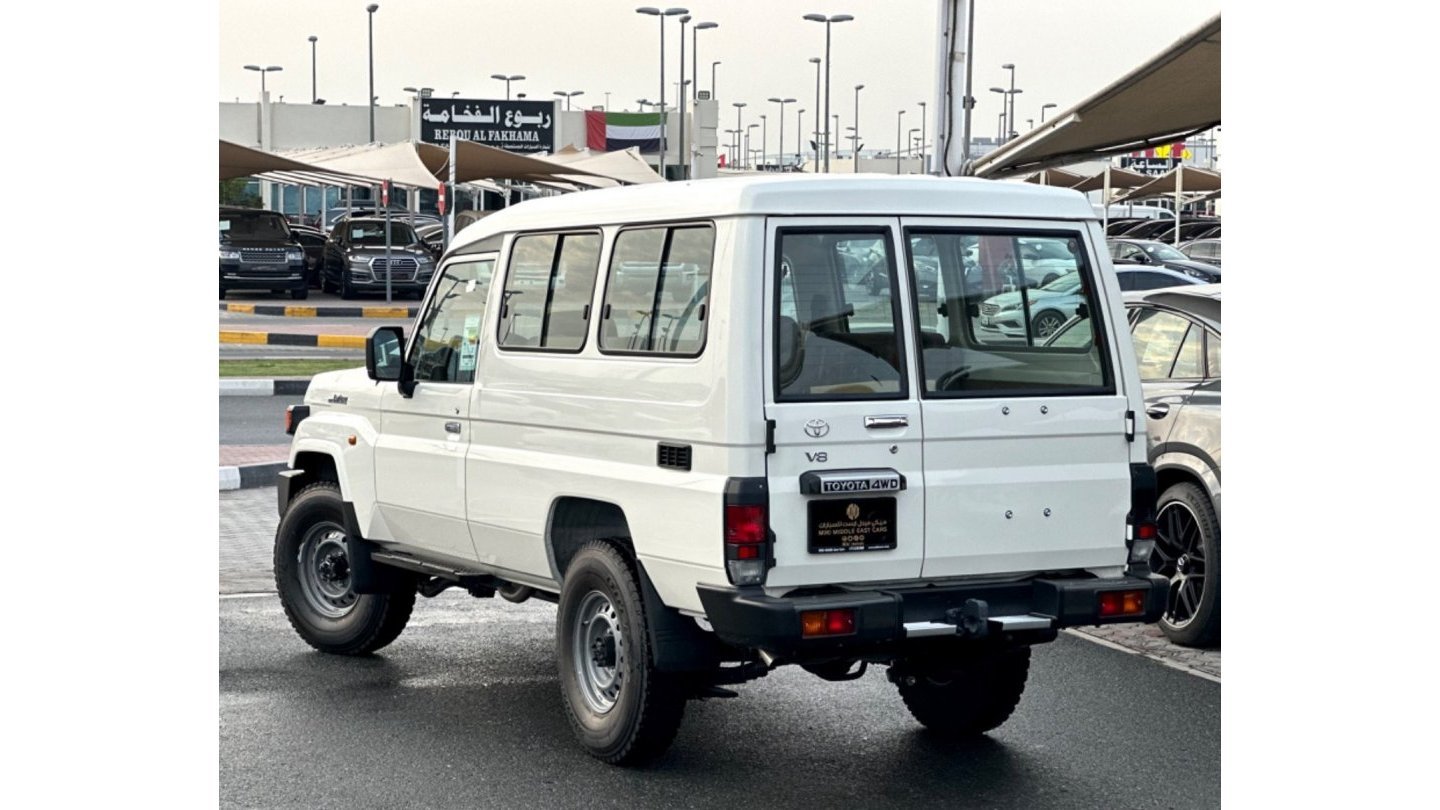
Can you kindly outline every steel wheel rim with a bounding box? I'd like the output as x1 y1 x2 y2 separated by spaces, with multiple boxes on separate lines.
296 521 358 619
1150 500 1206 629
572 590 624 715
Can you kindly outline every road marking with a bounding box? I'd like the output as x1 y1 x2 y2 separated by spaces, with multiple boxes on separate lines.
284 305 318 317
220 330 270 345
225 303 256 314
363 306 413 318
1065 629 1221 683
220 592 276 600
317 334 366 348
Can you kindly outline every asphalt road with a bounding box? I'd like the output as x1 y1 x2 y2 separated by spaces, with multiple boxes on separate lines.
220 592 1219 808
221 394 305 445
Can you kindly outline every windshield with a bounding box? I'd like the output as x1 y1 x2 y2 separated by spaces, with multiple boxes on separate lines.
220 213 289 241
348 222 419 246
1143 243 1188 261
1038 271 1082 293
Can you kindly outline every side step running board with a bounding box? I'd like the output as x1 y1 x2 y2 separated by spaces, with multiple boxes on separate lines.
370 551 501 597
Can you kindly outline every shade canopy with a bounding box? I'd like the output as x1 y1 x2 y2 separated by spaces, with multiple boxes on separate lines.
1067 167 1152 193
220 139 374 186
1112 166 1222 202
971 14 1220 179
1022 167 1086 187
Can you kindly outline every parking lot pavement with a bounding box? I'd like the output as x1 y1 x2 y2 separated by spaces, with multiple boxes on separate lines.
222 486 1218 681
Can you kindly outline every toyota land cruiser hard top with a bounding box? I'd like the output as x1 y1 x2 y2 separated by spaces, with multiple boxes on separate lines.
275 174 1165 765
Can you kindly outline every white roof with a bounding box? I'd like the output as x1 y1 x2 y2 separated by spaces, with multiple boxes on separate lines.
452 174 1096 252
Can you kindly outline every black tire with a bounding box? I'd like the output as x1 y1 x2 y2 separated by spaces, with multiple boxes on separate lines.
340 273 357 300
556 541 686 765
1150 482 1221 647
290 286 309 300
274 482 416 655
219 285 227 300
895 647 1031 737
1031 310 1066 339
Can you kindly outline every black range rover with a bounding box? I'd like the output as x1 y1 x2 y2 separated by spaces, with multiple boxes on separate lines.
219 207 308 300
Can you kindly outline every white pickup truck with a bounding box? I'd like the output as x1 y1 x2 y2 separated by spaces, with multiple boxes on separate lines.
275 175 1165 765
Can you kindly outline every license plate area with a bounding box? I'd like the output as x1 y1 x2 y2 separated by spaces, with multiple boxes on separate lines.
808 497 896 554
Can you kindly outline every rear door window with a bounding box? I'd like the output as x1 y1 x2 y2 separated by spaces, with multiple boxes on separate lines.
775 229 906 400
909 230 1112 396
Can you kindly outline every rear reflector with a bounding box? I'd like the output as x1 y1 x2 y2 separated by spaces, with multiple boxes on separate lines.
1136 521 1157 540
1098 590 1147 618
800 609 857 638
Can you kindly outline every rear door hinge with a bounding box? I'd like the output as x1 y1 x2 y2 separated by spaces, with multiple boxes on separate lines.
765 419 776 455
1124 410 1136 442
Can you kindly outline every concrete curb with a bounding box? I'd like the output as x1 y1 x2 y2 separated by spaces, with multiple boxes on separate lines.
220 303 419 318
220 330 366 348
220 379 312 396
220 461 287 491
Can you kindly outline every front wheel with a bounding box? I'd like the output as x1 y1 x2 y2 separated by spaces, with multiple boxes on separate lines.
289 286 309 300
1150 482 1221 647
340 273 357 300
274 482 416 655
894 647 1031 737
556 541 686 765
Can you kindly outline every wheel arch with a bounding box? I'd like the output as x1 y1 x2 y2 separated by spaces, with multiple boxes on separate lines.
546 496 634 581
1152 453 1221 523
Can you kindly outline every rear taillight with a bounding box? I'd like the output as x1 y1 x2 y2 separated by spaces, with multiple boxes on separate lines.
1098 589 1147 618
1127 463 1158 566
285 405 310 435
800 609 856 638
723 478 771 586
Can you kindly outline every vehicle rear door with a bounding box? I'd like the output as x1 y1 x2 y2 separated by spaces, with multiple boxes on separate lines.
762 219 926 588
902 219 1133 578
1127 303 1215 457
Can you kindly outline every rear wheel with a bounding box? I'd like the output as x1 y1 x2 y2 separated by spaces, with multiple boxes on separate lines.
1150 482 1221 647
1031 310 1066 339
274 482 416 655
290 287 309 300
894 647 1031 737
557 541 686 765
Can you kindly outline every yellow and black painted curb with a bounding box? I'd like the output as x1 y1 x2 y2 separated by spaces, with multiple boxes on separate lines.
220 303 419 318
220 331 366 349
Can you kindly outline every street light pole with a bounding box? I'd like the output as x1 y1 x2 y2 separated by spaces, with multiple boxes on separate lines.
244 64 283 100
693 22 717 102
679 14 689 179
1040 102 1056 123
733 101 746 168
746 123 759 170
808 57 821 167
712 61 721 99
852 84 864 172
490 74 525 100
554 90 584 110
769 97 796 169
895 109 905 173
307 36 317 103
804 13 854 172
366 3 378 142
760 114 768 167
917 100 927 173
635 7 689 181
1002 62 1018 141
795 108 804 165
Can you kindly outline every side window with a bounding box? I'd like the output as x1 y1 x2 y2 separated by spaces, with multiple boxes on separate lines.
498 232 601 351
910 230 1110 395
775 230 904 400
1172 324 1203 378
1206 333 1221 378
407 257 496 383
599 225 714 355
1129 308 1192 380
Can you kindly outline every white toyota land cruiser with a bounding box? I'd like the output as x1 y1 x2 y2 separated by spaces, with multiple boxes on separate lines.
276 175 1165 765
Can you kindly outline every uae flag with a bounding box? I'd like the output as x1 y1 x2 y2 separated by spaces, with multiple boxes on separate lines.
586 111 664 152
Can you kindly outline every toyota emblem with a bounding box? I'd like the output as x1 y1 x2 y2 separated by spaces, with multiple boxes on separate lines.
803 419 830 438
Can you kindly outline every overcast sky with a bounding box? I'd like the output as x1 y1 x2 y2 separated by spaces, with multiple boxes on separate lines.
218 0 1220 152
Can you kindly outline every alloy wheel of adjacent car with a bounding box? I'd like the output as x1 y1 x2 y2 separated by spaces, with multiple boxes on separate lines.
1031 310 1066 339
1149 482 1221 647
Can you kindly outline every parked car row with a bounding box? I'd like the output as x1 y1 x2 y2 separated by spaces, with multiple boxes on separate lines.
1109 238 1221 283
1106 215 1221 243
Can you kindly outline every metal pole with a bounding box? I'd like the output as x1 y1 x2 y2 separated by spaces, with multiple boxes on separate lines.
823 23 832 171
919 101 926 174
796 109 803 165
896 110 904 173
812 58 821 168
367 7 376 142
679 16 688 179
447 134 457 246
309 36 317 103
761 115 767 167
853 85 861 173
962 0 975 167
383 193 392 303
712 62 720 98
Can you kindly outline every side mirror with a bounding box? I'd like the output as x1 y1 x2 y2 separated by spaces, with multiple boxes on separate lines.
366 325 414 395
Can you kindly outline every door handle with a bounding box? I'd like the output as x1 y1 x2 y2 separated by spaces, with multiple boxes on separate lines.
1145 403 1170 419
444 421 462 434
865 415 909 429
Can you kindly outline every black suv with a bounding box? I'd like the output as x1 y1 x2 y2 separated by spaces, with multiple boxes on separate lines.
321 217 437 299
219 207 308 299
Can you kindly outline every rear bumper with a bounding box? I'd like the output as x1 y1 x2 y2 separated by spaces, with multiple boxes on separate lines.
696 572 1166 661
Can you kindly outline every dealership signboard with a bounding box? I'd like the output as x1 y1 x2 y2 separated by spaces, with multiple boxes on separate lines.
419 98 556 154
